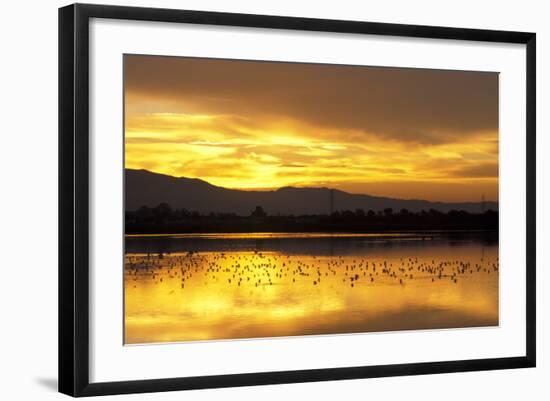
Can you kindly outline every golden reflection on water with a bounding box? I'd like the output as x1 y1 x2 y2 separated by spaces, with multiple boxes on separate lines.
124 238 498 344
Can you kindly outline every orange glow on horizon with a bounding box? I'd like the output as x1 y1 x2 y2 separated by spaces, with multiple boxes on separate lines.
124 56 499 202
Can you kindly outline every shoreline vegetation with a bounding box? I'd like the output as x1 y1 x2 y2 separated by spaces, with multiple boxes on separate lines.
125 203 498 234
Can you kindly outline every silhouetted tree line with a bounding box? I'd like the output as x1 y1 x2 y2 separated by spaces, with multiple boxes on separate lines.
125 203 498 234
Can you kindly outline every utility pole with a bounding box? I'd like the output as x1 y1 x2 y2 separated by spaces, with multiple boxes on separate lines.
481 194 486 213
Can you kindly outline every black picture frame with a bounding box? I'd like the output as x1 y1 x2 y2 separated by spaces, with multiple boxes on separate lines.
59 3 536 397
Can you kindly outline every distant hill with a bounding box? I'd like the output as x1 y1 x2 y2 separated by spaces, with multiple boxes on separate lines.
125 169 498 215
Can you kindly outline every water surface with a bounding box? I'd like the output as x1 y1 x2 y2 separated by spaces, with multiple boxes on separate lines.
124 232 498 344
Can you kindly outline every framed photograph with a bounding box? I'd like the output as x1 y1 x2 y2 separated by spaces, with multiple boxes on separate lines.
59 3 536 397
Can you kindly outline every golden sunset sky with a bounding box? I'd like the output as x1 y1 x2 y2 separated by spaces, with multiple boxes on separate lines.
124 55 498 202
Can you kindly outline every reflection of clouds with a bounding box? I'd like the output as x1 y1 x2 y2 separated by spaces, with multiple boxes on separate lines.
124 250 499 344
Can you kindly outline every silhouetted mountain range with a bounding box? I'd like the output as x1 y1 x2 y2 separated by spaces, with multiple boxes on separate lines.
125 169 498 216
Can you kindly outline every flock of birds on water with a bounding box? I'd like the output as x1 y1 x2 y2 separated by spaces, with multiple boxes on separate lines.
125 251 499 291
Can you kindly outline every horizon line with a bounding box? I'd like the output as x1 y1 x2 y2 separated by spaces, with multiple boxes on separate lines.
125 167 499 204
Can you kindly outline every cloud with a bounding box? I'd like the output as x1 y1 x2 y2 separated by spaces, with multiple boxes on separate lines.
450 163 499 178
125 55 498 145
279 163 307 168
124 55 499 202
